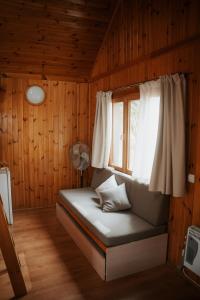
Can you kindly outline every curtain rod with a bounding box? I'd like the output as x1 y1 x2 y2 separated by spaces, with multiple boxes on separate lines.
107 72 191 94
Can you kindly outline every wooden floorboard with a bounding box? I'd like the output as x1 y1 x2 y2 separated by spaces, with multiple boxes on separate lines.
0 208 199 300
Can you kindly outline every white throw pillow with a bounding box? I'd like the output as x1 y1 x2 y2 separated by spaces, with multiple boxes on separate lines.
99 183 131 212
95 175 118 206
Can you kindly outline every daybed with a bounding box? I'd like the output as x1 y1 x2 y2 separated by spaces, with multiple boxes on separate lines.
56 168 170 281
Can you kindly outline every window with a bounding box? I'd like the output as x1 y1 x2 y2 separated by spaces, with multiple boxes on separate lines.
112 102 123 167
128 100 140 171
110 89 140 175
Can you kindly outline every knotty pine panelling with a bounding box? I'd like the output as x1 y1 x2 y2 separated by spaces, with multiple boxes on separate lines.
0 0 116 81
92 0 200 79
0 78 89 209
89 0 200 269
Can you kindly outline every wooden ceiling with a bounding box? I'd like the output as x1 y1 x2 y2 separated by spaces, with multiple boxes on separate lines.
0 0 115 82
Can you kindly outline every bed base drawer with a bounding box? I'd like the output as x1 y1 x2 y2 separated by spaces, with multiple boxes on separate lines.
106 233 168 281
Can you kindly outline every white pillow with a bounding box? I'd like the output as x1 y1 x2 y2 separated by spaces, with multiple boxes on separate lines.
95 175 118 206
99 183 131 212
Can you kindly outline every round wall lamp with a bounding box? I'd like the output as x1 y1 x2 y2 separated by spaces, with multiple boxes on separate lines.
26 85 45 105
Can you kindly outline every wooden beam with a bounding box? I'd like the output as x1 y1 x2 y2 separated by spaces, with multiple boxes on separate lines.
0 71 89 83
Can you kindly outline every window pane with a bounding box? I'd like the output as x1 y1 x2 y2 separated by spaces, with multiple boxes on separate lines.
112 102 124 167
128 100 140 171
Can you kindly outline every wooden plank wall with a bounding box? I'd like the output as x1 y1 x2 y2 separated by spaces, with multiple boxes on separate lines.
89 0 200 267
92 0 200 79
0 78 89 209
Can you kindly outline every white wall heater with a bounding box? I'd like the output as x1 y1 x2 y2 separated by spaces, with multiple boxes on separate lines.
0 167 13 224
184 225 200 277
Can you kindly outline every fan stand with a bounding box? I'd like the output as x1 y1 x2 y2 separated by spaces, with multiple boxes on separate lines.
80 170 84 188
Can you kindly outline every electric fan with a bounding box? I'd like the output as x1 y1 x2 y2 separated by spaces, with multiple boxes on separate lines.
69 142 90 187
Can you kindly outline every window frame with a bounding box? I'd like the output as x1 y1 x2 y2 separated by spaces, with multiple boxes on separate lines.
109 88 140 175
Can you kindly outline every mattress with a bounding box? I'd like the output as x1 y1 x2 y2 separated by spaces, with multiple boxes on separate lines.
59 188 167 247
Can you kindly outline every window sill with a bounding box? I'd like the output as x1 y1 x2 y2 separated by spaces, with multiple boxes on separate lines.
107 166 133 180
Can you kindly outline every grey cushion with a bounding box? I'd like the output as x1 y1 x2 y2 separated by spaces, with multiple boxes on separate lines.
91 168 170 226
91 168 113 189
100 183 131 212
59 188 167 247
130 181 169 226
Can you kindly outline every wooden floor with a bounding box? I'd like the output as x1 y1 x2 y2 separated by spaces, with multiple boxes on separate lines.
0 208 199 300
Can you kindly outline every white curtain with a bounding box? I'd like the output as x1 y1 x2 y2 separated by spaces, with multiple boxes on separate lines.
149 74 185 197
132 80 160 184
91 91 112 168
